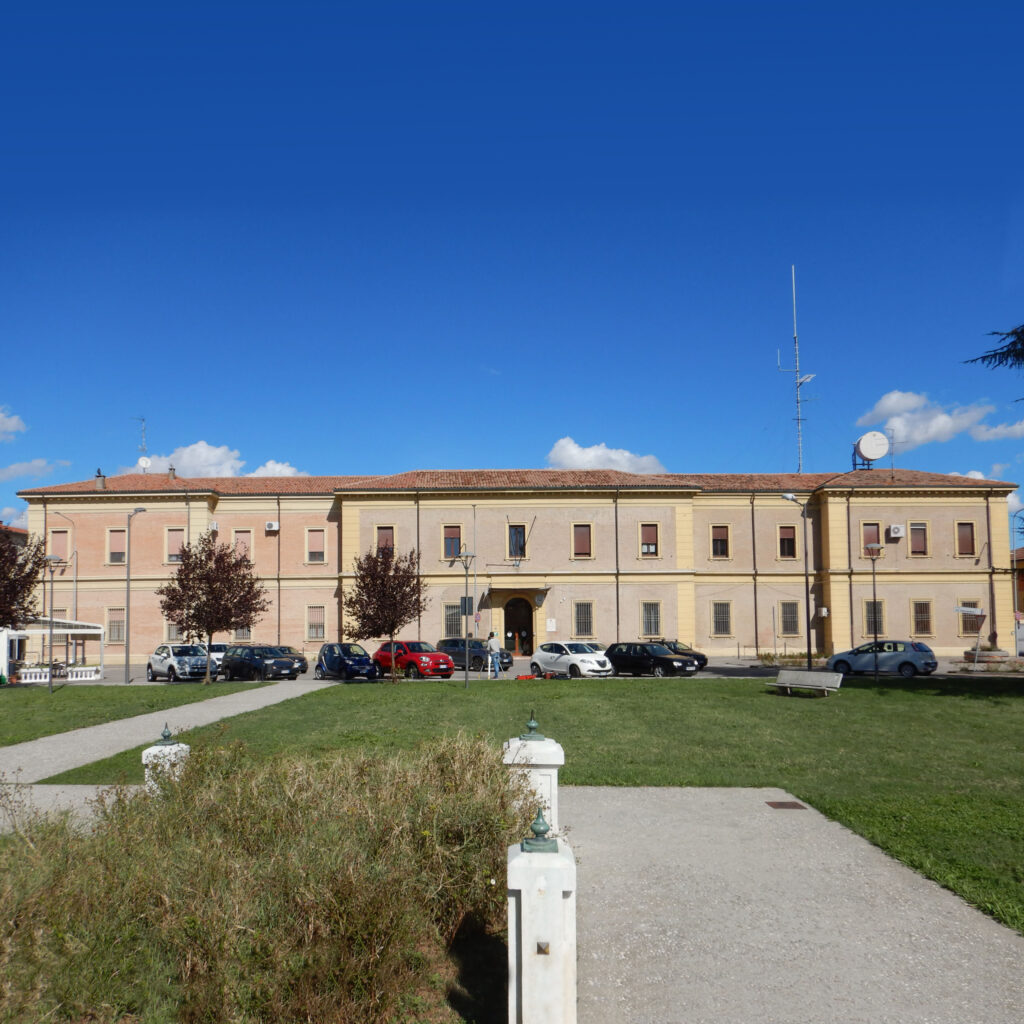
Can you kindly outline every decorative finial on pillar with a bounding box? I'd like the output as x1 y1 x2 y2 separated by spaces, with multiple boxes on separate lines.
521 807 558 852
158 723 175 746
520 708 546 741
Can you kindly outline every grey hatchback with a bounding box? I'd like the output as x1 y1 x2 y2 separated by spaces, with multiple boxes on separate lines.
827 640 937 678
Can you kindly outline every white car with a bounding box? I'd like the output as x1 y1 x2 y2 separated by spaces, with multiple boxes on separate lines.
147 644 212 682
530 642 614 678
200 642 228 674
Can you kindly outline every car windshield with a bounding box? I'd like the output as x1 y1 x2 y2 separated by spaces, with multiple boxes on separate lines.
340 644 367 656
171 645 205 657
645 644 673 656
255 648 279 657
566 643 594 653
208 644 227 653
405 642 436 653
277 646 300 655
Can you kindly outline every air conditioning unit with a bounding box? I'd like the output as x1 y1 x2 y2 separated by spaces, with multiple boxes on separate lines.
265 521 280 532
888 524 906 538
209 520 219 532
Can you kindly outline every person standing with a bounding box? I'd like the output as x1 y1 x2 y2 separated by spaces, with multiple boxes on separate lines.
487 632 502 678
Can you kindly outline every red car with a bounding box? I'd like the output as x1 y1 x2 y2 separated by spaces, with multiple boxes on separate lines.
373 641 454 679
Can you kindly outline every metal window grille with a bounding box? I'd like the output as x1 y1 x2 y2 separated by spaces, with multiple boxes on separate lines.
711 525 729 558
444 603 461 637
960 600 983 635
779 526 796 558
574 602 594 637
912 601 932 635
443 526 461 558
712 602 731 635
780 601 800 635
234 625 251 641
641 602 660 636
308 606 325 640
865 600 884 636
641 523 658 556
956 522 976 556
509 525 526 559
53 608 68 644
167 620 183 641
108 607 126 643
910 523 928 556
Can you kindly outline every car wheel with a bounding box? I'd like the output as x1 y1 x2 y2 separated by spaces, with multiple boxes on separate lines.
832 660 851 675
471 656 484 671
314 665 325 679
569 665 581 678
167 666 177 682
373 661 385 678
405 664 419 679
653 665 667 677
898 662 917 679
530 662 541 676
146 664 155 682
224 665 234 681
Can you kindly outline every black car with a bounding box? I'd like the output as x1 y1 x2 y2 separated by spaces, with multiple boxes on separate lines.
314 642 377 680
436 637 513 672
220 644 298 681
275 645 308 674
653 639 708 671
604 642 699 677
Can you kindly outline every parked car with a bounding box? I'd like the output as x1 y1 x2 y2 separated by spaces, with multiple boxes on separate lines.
147 644 213 682
220 643 299 681
603 642 699 677
373 641 454 679
314 642 378 680
436 637 513 672
274 645 308 674
530 642 613 678
199 642 229 674
827 641 937 678
653 638 708 671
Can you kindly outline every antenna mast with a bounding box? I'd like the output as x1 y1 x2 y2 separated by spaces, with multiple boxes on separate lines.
777 265 815 472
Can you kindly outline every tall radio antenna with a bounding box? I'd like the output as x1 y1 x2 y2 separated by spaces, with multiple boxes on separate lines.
777 265 815 472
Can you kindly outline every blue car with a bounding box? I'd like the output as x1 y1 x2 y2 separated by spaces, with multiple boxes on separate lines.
827 640 937 678
314 642 377 681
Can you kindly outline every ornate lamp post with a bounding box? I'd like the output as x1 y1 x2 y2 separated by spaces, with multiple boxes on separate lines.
1012 511 1024 654
451 545 475 690
865 542 882 684
782 493 813 671
124 507 147 684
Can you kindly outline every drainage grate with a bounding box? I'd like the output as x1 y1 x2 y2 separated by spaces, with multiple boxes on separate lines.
766 800 806 810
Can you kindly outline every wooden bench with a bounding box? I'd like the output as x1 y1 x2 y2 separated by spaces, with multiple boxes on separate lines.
772 669 843 696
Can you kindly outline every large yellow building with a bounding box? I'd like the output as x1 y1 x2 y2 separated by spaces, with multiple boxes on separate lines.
19 466 1016 663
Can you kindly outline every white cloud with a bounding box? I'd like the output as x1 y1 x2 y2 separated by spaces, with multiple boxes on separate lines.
0 407 27 442
0 458 58 482
969 419 1024 441
547 436 667 474
949 470 987 480
857 391 993 451
248 460 308 477
1009 491 1023 515
1 505 28 528
991 463 1011 476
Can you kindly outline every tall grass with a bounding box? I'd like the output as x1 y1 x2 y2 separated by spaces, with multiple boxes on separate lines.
0 734 534 1023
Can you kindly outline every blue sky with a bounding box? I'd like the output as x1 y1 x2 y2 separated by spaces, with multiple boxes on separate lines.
3 1 1024 527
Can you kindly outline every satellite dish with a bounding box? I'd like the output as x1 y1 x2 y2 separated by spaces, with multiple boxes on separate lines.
855 431 889 462
138 456 152 470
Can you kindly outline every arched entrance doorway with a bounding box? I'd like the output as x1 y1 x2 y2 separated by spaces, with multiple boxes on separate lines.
504 597 534 656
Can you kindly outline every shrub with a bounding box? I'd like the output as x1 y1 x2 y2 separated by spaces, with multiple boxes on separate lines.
0 734 534 1023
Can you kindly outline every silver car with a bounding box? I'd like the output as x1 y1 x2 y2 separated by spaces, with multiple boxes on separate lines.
147 643 213 682
827 640 937 679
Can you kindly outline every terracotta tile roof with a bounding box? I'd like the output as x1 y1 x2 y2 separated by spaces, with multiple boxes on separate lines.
0 523 28 535
17 466 1018 498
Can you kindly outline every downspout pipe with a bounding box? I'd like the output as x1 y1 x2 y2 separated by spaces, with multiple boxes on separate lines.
750 493 759 655
614 488 620 643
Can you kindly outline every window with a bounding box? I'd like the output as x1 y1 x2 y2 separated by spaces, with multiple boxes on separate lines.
108 607 125 643
864 600 884 636
779 601 800 635
167 620 183 641
49 529 68 560
443 603 461 637
443 525 461 559
861 522 881 558
573 523 592 558
307 529 325 563
956 522 976 557
508 524 526 560
711 525 730 558
778 525 797 559
307 605 325 640
234 625 252 641
712 601 732 636
574 601 594 637
376 526 394 553
167 528 184 563
234 530 252 558
53 608 68 644
109 529 126 564
909 522 928 556
959 600 984 636
912 600 932 636
641 601 661 636
640 523 659 557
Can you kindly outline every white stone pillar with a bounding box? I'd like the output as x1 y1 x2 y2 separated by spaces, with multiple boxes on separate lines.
507 812 577 1024
503 711 565 832
142 724 190 793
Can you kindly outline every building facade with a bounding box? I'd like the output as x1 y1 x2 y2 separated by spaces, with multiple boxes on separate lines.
19 466 1016 665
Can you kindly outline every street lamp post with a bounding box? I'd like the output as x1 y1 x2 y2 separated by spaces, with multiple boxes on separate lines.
124 507 147 684
782 493 813 671
43 555 62 694
1012 511 1024 655
50 509 78 663
865 542 882 684
453 546 475 690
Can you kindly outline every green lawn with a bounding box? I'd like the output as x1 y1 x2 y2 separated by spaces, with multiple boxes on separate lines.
0 681 273 746
41 673 1024 934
